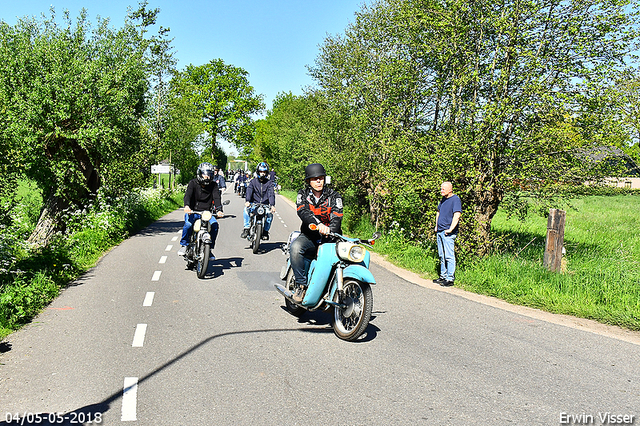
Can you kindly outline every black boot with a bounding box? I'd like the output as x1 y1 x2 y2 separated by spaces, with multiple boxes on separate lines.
292 285 306 303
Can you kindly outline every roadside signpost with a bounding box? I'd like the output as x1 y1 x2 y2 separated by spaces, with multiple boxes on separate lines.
151 164 177 189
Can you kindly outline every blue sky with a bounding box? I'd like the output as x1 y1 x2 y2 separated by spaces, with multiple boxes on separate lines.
2 0 365 154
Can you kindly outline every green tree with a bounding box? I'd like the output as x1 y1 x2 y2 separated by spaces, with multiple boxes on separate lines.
308 0 639 255
171 59 265 156
163 86 204 184
252 92 340 190
610 70 640 165
0 4 166 246
145 22 178 171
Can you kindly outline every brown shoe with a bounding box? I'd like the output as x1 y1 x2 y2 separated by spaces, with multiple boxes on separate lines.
292 286 306 303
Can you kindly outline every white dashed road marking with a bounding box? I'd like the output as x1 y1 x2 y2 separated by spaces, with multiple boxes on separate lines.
132 324 147 347
159 256 167 264
171 236 178 241
151 271 162 281
165 245 173 251
143 292 155 307
121 377 139 421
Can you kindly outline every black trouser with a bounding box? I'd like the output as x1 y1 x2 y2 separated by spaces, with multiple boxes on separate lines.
290 233 318 287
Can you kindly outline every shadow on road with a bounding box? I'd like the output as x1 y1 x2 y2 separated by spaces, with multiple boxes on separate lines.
204 256 244 279
279 306 381 343
0 327 361 425
0 341 11 353
133 217 183 237
243 241 285 254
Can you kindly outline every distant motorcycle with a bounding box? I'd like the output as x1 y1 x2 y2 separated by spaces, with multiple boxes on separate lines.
184 200 230 278
245 202 270 254
275 225 381 341
238 181 247 198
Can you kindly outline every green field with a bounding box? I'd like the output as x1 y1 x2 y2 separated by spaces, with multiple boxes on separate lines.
458 195 640 330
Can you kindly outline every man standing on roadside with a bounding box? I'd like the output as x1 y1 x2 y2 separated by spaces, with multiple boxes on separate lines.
434 181 461 287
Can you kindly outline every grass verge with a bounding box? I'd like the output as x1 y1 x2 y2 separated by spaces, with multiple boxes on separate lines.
458 194 640 330
0 187 184 340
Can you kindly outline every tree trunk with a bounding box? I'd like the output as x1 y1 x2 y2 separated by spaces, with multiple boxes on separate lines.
471 185 503 256
71 143 100 193
27 193 70 248
543 209 565 272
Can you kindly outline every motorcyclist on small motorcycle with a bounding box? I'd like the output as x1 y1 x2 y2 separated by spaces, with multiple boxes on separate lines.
240 162 276 240
290 163 343 303
177 162 224 257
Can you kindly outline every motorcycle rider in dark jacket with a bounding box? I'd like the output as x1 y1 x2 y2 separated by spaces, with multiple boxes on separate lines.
241 162 276 240
177 162 223 257
290 163 343 303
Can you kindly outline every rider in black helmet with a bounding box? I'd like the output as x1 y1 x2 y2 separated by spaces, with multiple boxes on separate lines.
290 163 343 303
177 162 224 257
241 162 276 240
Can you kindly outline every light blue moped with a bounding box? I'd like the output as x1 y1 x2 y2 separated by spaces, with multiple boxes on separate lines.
275 225 381 341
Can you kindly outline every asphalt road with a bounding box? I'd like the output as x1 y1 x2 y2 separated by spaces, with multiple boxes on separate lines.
1 189 639 426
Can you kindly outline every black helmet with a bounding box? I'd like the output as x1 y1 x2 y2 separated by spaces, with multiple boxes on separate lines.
305 163 326 180
256 162 269 174
257 162 269 181
197 162 214 184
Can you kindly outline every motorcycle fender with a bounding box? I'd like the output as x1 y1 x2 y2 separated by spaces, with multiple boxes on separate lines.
200 231 212 245
343 264 376 284
280 260 291 280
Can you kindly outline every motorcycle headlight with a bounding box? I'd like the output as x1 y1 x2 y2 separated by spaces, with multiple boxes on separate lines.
337 242 367 263
257 206 265 215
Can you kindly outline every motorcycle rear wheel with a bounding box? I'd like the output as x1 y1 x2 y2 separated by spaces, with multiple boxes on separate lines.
284 269 305 316
333 280 372 341
196 242 210 279
252 222 263 254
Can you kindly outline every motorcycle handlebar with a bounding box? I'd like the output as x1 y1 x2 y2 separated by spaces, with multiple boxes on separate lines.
308 224 380 246
189 200 230 215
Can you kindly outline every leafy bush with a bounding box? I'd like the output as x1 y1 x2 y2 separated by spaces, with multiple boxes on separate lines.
0 187 183 339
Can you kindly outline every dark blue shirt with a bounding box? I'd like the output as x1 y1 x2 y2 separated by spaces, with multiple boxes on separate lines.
246 178 275 206
436 195 462 232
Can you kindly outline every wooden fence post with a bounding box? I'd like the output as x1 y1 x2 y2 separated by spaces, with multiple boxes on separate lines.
543 209 566 272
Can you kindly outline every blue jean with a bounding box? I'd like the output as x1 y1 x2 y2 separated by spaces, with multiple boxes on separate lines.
180 213 219 247
242 205 273 231
290 233 318 287
436 231 457 281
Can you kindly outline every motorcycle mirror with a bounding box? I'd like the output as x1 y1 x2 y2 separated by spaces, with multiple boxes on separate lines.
223 200 230 205
325 175 331 185
372 232 382 240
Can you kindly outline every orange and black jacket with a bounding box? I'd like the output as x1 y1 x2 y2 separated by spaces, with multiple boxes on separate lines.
296 186 343 241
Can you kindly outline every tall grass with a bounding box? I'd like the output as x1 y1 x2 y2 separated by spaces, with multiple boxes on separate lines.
0 186 184 339
459 195 640 330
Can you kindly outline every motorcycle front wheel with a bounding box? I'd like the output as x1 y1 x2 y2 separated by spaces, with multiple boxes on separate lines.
252 221 263 254
333 280 373 341
196 242 211 279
